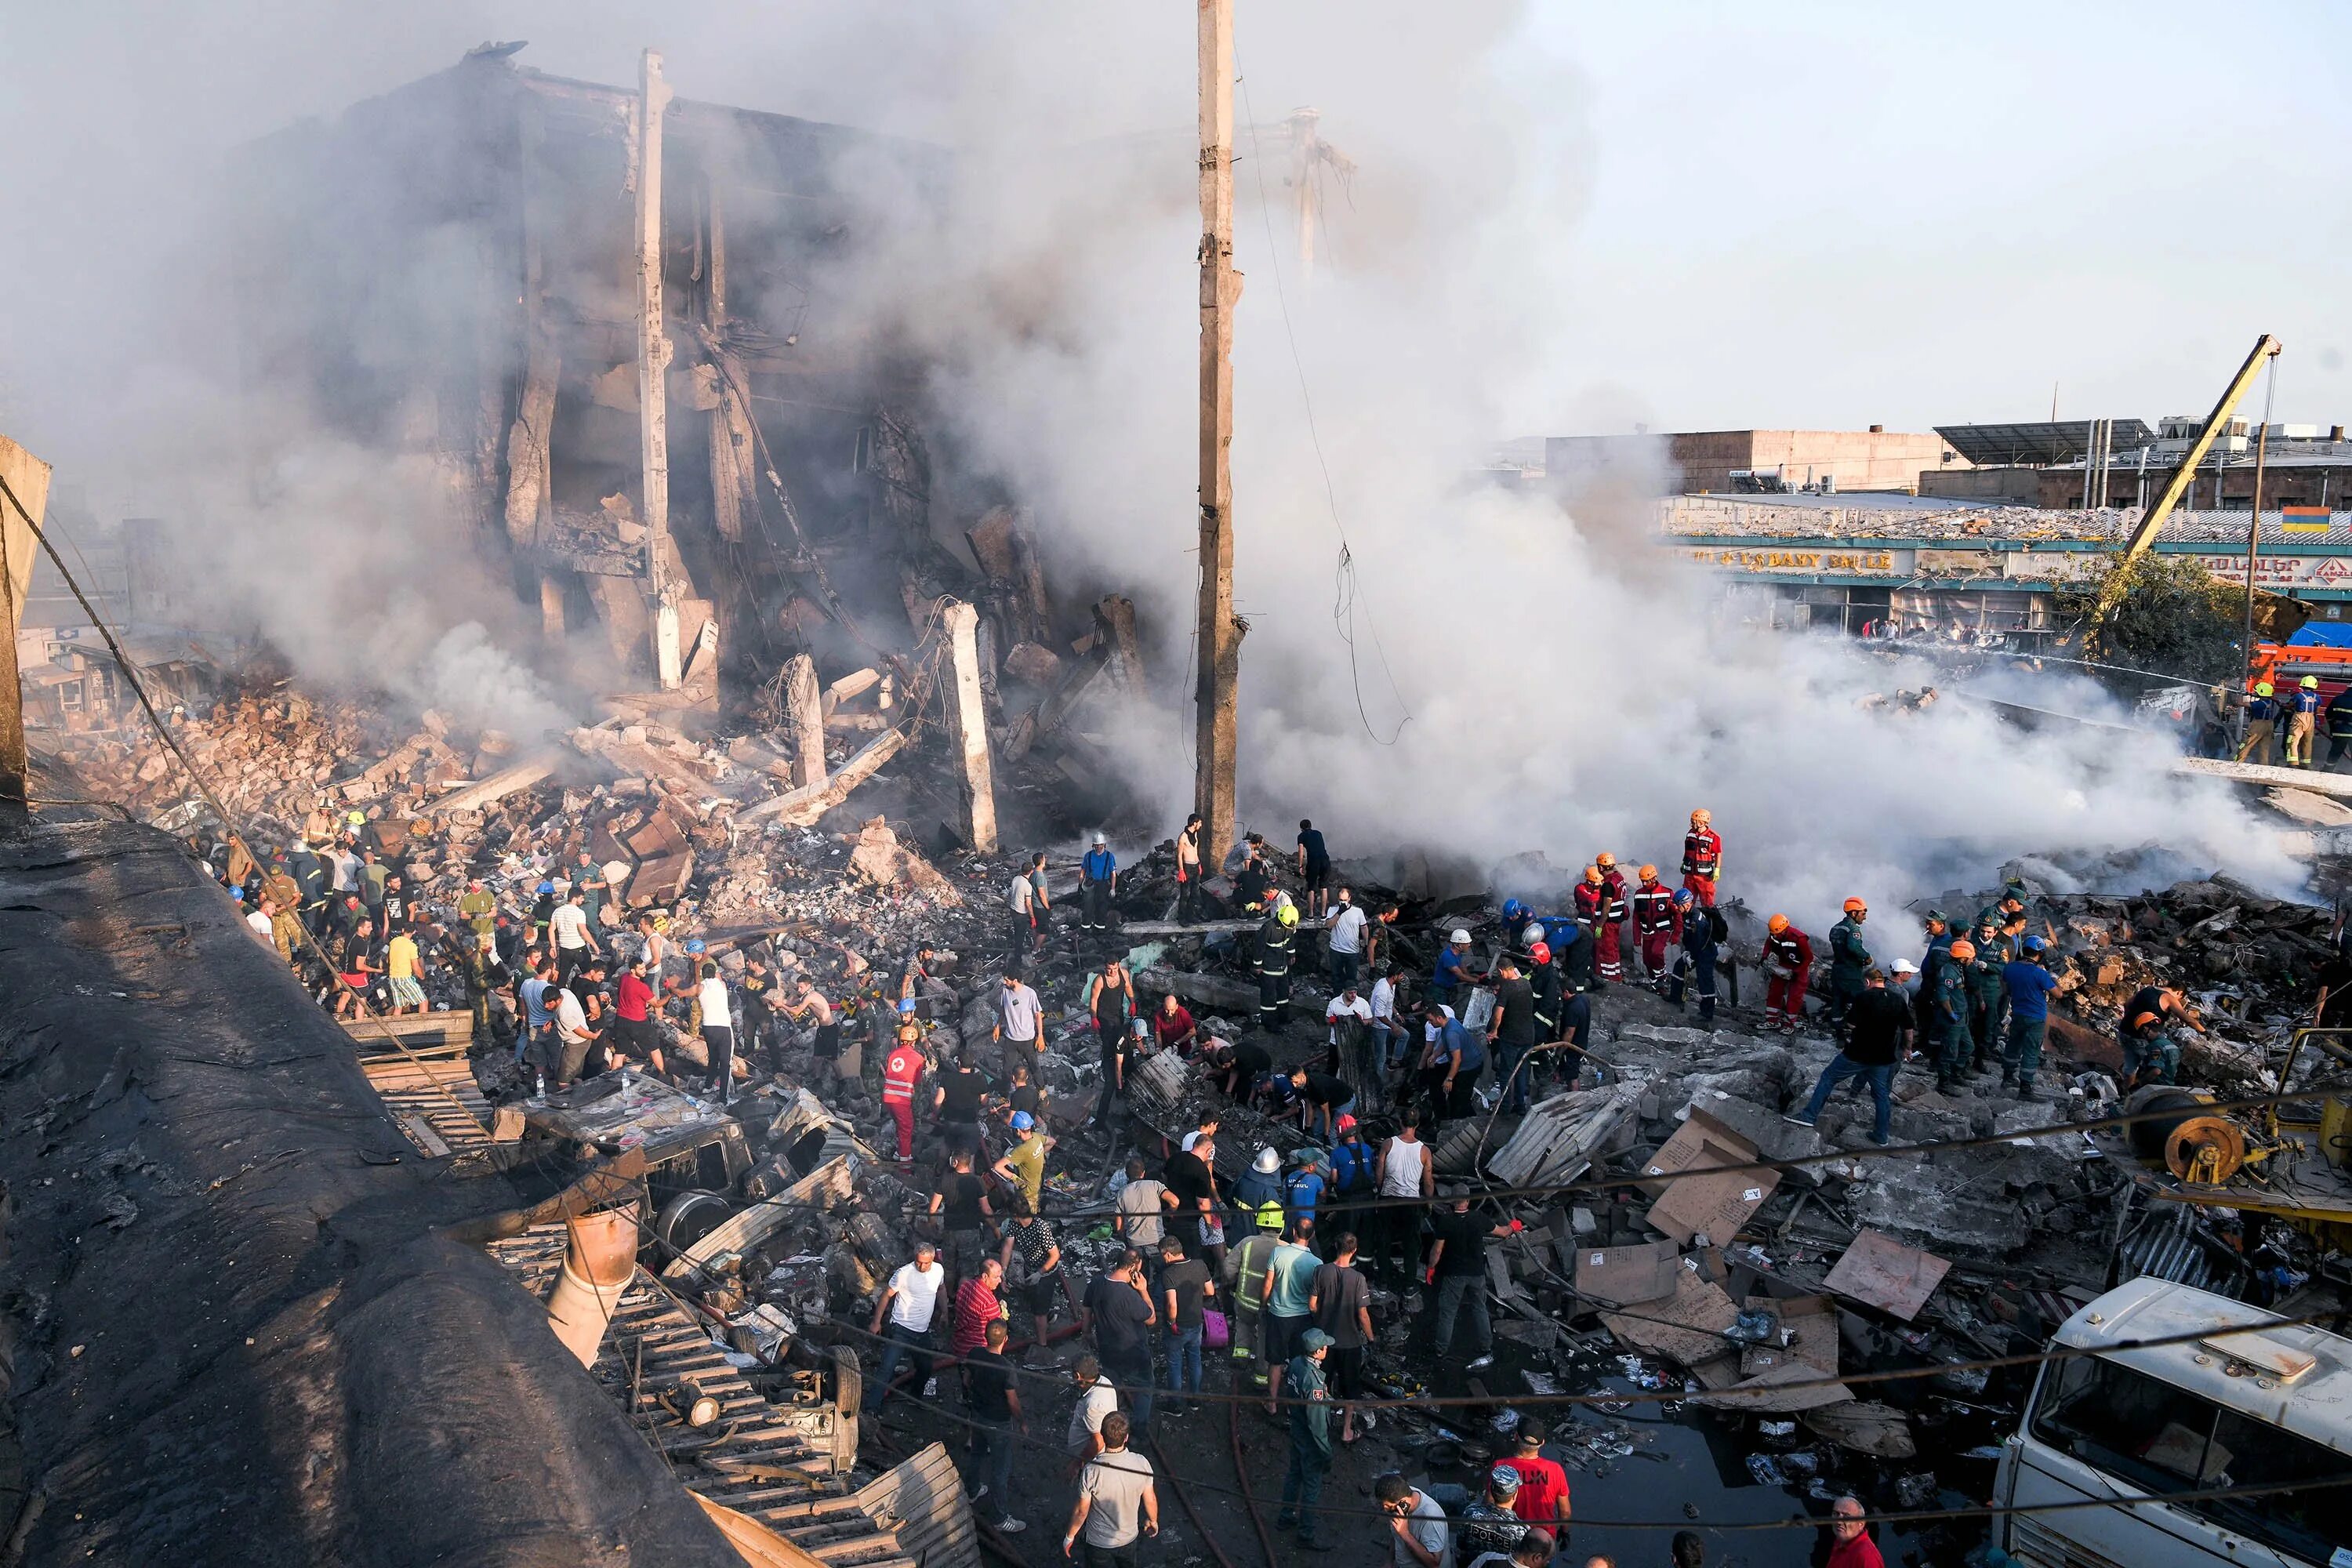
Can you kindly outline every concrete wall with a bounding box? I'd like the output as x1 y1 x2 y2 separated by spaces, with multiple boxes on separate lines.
1919 466 2044 503
1551 429 1969 496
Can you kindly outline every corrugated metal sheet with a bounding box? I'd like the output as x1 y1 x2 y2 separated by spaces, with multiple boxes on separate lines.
486 1225 977 1568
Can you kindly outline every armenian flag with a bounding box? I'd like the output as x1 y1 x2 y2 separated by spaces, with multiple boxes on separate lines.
2281 506 2332 535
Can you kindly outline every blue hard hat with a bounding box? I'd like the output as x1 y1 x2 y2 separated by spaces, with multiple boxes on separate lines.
685 938 707 954
1672 887 1694 906
1502 898 1527 923
2022 935 2048 954
898 997 916 1014
1011 1110 1035 1131
537 880 555 895
230 887 245 901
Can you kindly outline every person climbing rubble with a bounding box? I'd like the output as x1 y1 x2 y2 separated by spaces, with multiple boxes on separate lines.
2118 982 2201 1085
1785 967 1909 1145
1760 914 1813 1034
1295 818 1333 921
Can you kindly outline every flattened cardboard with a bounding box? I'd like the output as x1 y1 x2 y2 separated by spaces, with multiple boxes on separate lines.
1822 1229 1951 1322
1641 1106 1781 1247
1574 1240 1682 1307
1738 1293 1838 1379
1599 1267 1740 1366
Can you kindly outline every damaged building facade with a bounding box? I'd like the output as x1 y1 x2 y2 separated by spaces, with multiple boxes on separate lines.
241 44 966 705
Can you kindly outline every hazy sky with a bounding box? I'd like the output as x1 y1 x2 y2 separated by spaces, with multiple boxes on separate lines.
2 1 2343 463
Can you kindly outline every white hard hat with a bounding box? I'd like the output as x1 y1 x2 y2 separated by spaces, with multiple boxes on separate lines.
1450 928 1472 945
1891 958 1918 975
1253 1146 1280 1174
1092 831 1107 845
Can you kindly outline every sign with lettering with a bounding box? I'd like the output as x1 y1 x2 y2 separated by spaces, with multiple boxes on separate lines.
1680 547 1903 575
2195 554 2352 588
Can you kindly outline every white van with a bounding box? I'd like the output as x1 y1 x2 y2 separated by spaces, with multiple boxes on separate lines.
1994 1277 2350 1568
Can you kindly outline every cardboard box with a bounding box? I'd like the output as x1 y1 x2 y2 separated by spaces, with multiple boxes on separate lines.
1574 1240 1682 1307
1640 1106 1781 1247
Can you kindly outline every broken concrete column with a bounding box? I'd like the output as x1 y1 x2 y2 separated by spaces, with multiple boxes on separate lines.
539 575 566 643
785 653 826 791
1096 594 1145 693
546 1203 639 1367
942 601 999 855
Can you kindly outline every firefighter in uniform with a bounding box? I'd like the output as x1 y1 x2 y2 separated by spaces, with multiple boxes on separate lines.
1680 808 1723 907
1827 898 1871 1032
1257 898 1298 1033
1935 938 1977 1091
1965 916 2010 1072
1914 910 1955 1040
1671 887 1720 1022
1572 868 1613 990
1761 914 1814 1035
880 1004 927 1160
1527 939 1563 1040
1630 866 1681 992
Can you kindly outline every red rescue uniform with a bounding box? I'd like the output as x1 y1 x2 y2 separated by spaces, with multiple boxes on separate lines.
1681 828 1722 906
881 1039 924 1159
1631 880 1681 982
1762 927 1814 1030
1597 869 1630 982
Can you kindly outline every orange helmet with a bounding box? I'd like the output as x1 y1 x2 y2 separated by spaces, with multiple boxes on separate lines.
1597 851 1617 869
1583 866 1602 884
1948 939 1976 961
1843 897 1866 913
1767 913 1790 933
1638 864 1659 882
1690 808 1711 826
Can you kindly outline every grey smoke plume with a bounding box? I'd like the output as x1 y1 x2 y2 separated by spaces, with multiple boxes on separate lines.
0 3 2302 924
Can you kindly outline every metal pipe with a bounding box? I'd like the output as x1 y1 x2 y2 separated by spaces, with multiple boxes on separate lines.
547 1204 641 1367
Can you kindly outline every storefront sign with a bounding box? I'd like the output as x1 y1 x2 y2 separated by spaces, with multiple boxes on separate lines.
1682 547 1902 575
2194 554 2352 588
1915 548 1999 575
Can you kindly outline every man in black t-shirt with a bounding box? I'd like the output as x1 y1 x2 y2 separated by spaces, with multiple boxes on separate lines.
1308 1233 1374 1443
1288 1065 1356 1142
1082 1250 1159 1436
927 1148 994 1288
933 1052 989 1159
1425 1191 1518 1370
1158 1236 1216 1410
963 1319 1026 1533
1163 1137 1221 1271
1209 1038 1272 1102
1784 967 1911 1145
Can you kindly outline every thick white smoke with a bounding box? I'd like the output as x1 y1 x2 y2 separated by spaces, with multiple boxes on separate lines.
0 2 2304 929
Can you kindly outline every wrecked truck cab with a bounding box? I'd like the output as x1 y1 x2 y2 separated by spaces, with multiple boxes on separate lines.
520 1075 754 1254
1994 1276 2352 1568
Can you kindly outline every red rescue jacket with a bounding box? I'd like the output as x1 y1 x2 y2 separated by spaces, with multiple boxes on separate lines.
1762 927 1813 978
1682 828 1722 878
882 1044 924 1102
1631 883 1679 937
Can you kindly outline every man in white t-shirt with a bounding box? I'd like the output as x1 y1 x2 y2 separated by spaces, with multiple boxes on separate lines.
1370 964 1403 1068
866 1240 944 1410
550 888 601 986
245 900 274 942
1065 1353 1123 1461
1327 888 1370 989
1326 984 1377 1085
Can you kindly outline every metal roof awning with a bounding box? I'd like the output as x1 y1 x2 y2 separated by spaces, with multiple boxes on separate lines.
1936 419 2156 466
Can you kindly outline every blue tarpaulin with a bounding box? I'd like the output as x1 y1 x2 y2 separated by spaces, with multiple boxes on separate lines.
2286 623 2352 648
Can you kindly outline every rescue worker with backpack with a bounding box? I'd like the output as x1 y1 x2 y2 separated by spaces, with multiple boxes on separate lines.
1671 888 1725 1023
1222 1202 1287 1386
1827 898 1871 1031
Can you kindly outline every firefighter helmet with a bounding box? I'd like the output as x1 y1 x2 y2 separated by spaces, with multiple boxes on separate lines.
1584 866 1602 884
1767 913 1790 933
1279 904 1300 928
1530 942 1552 964
2256 681 2275 696
1948 939 1976 961
2303 675 2321 690
1596 851 1617 868
1254 1200 1285 1232
1638 864 1659 882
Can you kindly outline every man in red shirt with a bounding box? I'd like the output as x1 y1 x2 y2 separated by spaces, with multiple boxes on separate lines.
949 1258 1009 1366
1504 1423 1571 1530
615 955 666 1079
881 1017 926 1160
1825 1495 1882 1568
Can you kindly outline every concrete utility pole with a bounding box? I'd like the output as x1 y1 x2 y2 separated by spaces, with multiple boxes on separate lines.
942 601 999 855
1193 0 1243 868
0 434 52 818
634 48 680 688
